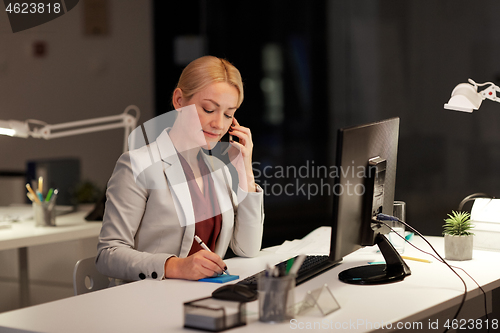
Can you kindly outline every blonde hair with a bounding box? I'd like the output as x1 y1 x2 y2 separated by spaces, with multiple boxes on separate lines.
174 56 244 108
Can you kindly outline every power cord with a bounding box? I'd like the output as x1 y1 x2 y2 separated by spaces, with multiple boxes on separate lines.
375 213 489 333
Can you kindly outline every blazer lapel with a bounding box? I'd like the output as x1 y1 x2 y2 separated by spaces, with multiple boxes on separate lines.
156 130 195 257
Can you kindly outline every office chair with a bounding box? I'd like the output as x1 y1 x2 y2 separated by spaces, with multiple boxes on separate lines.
73 257 110 296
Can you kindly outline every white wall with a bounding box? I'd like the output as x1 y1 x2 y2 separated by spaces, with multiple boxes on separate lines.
0 0 154 188
0 0 154 312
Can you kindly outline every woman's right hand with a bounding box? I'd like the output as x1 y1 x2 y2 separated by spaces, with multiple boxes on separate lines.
164 250 227 280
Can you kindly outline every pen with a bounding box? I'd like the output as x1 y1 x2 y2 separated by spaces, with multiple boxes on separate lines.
26 192 35 202
194 235 230 275
38 177 43 195
285 257 295 275
401 256 431 263
45 188 54 202
48 189 58 209
36 190 44 203
264 263 279 277
369 257 432 265
26 184 41 204
288 254 306 276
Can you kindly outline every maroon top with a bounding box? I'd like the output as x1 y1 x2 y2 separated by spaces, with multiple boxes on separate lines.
177 152 222 256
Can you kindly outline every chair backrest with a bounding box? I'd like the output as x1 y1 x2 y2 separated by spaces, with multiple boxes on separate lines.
73 257 110 296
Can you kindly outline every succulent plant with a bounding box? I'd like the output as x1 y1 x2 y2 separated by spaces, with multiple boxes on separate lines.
443 211 474 236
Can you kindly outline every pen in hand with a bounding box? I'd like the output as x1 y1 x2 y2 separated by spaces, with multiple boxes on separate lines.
194 235 230 276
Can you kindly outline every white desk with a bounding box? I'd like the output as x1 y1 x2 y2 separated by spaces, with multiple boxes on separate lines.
0 208 101 307
0 235 499 333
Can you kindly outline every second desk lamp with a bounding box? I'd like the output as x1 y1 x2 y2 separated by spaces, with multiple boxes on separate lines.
444 78 500 113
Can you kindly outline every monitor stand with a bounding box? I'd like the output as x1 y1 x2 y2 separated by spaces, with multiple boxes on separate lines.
338 233 411 285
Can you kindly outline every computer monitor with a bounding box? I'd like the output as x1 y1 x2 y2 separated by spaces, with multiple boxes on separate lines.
233 118 410 289
331 117 411 285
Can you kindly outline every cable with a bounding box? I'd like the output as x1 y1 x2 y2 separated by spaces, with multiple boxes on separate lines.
377 214 489 333
384 222 489 323
457 193 495 212
375 214 489 333
397 230 490 333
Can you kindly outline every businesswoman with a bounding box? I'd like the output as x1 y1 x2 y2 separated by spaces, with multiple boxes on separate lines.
96 56 264 285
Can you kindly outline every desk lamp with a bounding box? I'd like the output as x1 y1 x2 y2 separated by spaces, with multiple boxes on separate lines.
0 105 140 153
444 80 500 251
444 78 500 113
0 105 140 220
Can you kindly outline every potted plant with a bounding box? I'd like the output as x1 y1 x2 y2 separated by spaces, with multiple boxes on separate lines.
443 211 474 261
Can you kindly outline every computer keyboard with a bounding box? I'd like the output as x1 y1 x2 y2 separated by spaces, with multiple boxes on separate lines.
237 255 339 290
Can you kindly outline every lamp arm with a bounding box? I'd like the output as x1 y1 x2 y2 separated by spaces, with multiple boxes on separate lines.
478 83 500 103
469 79 500 103
30 105 140 153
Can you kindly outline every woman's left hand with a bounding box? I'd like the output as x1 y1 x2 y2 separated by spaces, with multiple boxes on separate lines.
226 118 256 192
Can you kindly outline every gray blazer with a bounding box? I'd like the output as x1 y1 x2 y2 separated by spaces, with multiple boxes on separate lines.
96 129 264 284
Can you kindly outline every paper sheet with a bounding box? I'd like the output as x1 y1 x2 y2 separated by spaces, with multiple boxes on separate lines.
0 205 34 222
275 226 331 255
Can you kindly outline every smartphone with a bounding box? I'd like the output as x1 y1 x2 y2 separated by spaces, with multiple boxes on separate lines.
220 131 239 143
220 132 231 143
220 131 238 155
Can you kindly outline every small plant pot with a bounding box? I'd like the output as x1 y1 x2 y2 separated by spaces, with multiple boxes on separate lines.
444 234 473 261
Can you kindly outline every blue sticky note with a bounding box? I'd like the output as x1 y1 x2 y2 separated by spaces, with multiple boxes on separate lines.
198 275 239 283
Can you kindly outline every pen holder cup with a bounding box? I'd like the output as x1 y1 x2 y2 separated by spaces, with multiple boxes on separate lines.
258 274 295 323
33 202 56 227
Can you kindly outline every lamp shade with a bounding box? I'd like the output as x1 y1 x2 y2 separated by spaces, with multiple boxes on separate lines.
0 121 15 136
444 83 483 113
0 120 29 138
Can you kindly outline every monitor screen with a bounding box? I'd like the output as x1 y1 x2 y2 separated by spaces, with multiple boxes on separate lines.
329 117 410 284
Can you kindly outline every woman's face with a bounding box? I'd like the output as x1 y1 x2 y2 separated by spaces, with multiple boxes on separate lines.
179 82 239 147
